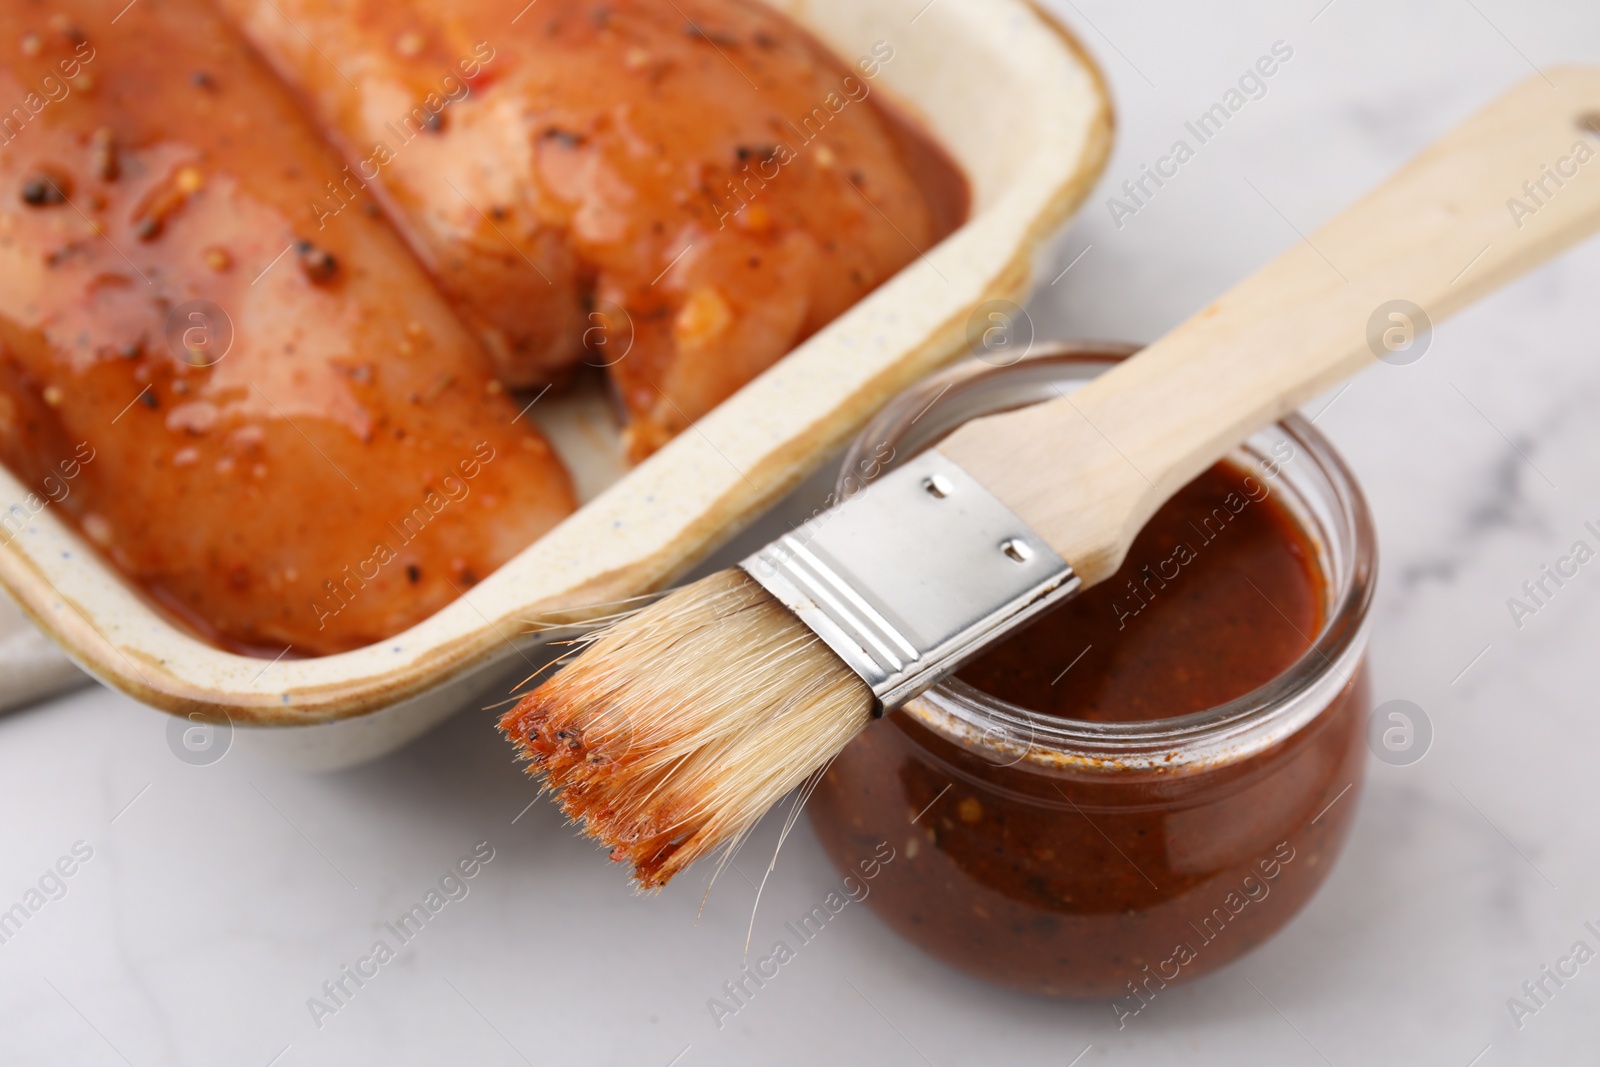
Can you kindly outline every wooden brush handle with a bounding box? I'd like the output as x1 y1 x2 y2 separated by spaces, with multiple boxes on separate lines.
939 67 1600 585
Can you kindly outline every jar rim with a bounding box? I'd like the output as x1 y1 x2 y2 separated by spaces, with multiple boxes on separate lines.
836 343 1378 774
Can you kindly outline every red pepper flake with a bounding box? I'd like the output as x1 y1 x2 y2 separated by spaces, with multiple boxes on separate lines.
90 127 119 182
131 171 201 241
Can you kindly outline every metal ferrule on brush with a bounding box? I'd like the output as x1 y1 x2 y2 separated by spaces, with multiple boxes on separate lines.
740 451 1081 713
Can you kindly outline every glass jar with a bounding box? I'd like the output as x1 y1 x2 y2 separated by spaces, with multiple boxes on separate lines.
807 343 1376 1004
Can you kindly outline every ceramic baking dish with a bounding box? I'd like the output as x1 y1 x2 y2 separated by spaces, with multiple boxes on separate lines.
0 0 1111 767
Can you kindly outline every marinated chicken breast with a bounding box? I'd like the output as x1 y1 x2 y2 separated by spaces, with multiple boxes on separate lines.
0 0 576 656
216 0 949 459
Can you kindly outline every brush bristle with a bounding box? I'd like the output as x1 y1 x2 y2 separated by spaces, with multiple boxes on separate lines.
499 568 875 889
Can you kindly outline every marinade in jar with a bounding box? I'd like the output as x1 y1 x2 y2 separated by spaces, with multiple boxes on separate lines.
808 458 1368 1000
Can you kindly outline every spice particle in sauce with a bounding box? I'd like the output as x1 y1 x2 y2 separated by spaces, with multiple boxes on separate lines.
21 174 68 206
296 240 338 282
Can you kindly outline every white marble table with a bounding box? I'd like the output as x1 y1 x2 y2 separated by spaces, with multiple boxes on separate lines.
5 1 1600 1064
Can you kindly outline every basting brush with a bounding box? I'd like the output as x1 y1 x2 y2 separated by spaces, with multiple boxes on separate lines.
502 69 1600 888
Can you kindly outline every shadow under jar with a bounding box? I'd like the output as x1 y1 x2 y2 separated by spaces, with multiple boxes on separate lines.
807 344 1376 1000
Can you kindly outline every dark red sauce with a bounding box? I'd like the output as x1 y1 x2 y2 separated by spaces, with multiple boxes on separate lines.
809 458 1368 999
959 461 1322 721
